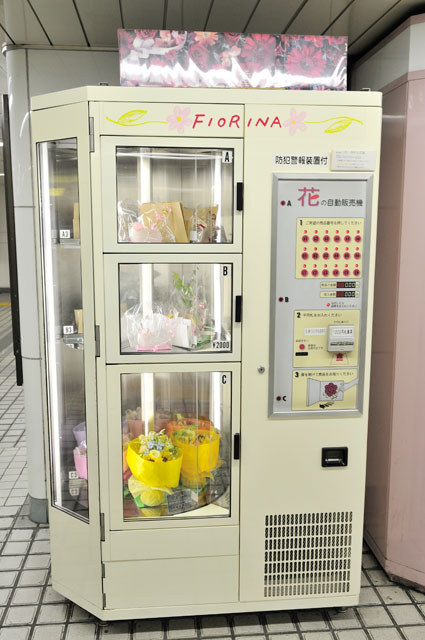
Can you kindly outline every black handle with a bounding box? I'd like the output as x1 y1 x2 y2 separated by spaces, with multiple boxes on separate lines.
233 433 241 460
236 182 243 211
235 295 242 323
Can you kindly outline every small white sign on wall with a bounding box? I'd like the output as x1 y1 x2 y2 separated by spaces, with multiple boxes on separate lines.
332 149 376 171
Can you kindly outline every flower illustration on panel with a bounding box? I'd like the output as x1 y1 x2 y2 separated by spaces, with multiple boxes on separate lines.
283 108 307 136
286 45 326 78
166 106 192 133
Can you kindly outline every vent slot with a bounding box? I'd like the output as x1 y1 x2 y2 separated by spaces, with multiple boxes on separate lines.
264 511 353 598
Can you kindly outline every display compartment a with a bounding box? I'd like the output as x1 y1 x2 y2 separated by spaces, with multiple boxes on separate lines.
101 137 243 253
106 363 240 530
37 137 89 520
104 255 242 363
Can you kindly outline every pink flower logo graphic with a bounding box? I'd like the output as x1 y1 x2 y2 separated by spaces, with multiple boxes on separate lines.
166 106 192 133
283 108 307 136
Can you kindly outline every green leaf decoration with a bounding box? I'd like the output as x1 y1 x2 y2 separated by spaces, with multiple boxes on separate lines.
109 110 147 126
324 117 359 134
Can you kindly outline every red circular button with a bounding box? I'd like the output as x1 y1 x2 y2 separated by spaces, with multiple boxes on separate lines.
333 269 340 277
354 251 361 259
333 252 340 260
322 269 329 277
302 235 309 242
323 235 330 242
276 396 282 401
323 252 330 259
301 269 308 277
312 269 319 277
353 268 360 276
312 235 320 242
344 235 351 242
299 344 305 350
343 269 350 277
355 235 362 242
344 252 351 259
301 252 309 260
312 252 319 260
334 235 341 243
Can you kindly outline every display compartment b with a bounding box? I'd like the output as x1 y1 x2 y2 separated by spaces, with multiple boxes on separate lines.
104 254 242 363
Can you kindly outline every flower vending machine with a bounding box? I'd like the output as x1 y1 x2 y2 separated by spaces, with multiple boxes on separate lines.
32 86 381 619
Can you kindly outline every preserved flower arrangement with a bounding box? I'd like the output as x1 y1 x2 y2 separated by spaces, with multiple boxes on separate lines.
126 430 183 491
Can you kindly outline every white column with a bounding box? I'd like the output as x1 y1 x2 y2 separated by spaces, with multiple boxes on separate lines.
7 48 47 522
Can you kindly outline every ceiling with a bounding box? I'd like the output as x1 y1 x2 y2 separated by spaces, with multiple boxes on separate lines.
0 0 424 62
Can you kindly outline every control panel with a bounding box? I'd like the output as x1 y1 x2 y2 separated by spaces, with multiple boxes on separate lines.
270 174 373 417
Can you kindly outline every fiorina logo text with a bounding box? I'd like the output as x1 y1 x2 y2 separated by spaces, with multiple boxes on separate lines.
192 114 284 128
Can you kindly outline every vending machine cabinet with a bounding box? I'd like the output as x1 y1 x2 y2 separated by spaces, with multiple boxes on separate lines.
32 86 381 619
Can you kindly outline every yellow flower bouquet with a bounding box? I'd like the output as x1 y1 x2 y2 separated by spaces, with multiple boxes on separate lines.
172 428 220 487
126 430 182 489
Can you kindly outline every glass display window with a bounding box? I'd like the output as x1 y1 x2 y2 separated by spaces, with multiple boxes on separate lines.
101 137 243 253
37 138 88 521
104 255 242 363
120 370 232 520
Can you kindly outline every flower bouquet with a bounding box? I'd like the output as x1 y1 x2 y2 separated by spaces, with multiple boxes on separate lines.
126 430 182 491
171 272 212 349
165 414 213 438
124 304 176 352
73 444 88 480
171 426 220 488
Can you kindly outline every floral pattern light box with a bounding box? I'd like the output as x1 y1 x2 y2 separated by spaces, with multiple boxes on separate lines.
119 30 347 90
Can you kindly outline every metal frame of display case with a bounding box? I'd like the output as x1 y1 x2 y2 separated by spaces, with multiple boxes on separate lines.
32 87 382 620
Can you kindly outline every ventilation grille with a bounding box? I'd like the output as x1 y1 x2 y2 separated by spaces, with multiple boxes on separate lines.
264 511 353 598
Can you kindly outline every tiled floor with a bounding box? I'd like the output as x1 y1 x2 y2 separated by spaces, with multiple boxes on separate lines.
1 310 425 639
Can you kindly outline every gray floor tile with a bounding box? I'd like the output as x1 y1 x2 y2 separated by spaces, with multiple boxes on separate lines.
3 605 37 626
369 629 403 640
32 625 65 640
409 591 425 604
66 624 97 640
37 603 68 623
233 614 263 635
24 555 50 570
269 636 298 640
265 612 296 633
0 557 24 571
328 608 361 629
168 617 197 638
367 570 394 587
401 626 425 640
69 605 94 622
0 572 17 587
98 622 131 638
200 615 231 636
0 587 11 605
363 554 379 569
377 586 411 605
358 606 393 627
387 605 425 625
11 587 42 605
43 586 68 604
297 611 328 631
359 587 381 605
18 570 47 587
7 530 32 542
302 633 333 640
0 627 31 640
335 632 368 640
134 619 165 639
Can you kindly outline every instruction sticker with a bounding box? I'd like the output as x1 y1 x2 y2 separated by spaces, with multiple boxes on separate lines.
292 368 359 411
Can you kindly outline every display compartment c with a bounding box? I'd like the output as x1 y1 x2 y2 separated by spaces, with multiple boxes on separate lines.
32 87 382 620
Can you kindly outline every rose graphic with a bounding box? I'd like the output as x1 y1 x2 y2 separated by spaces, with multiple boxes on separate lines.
283 108 307 136
166 106 192 133
324 382 338 399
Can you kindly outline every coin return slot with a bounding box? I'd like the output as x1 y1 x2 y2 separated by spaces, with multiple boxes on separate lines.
322 447 348 468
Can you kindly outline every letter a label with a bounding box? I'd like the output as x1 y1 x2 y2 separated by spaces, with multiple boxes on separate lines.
222 150 233 163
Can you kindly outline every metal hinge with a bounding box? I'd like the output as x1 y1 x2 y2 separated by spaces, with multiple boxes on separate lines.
89 117 94 152
102 592 106 608
95 325 100 357
100 512 105 541
101 562 105 578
